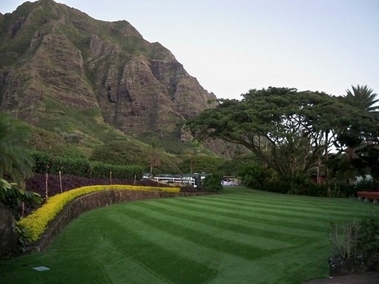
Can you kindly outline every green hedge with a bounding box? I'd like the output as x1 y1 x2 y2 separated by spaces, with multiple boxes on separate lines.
31 151 144 180
90 161 142 180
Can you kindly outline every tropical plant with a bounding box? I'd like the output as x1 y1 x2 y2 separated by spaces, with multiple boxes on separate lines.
332 86 379 182
339 85 379 158
0 178 41 219
346 84 379 113
0 114 34 188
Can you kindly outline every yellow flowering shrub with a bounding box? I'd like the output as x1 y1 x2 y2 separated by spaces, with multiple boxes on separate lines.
18 185 180 241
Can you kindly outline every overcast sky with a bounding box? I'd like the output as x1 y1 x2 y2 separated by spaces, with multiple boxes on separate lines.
2 0 379 100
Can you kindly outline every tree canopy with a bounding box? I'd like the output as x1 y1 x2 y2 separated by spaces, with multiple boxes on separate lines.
187 87 379 179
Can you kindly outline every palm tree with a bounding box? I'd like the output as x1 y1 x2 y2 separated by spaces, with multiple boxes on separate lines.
346 84 379 113
0 114 34 188
342 85 379 179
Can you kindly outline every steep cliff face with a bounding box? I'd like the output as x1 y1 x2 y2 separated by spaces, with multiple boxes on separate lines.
0 0 217 140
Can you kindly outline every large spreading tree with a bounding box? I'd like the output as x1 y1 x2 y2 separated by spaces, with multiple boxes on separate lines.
187 87 379 180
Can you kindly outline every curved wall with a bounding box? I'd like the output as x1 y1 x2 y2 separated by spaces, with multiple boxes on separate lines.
29 190 207 252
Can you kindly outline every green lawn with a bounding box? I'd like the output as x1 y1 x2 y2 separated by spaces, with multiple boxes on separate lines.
1 187 378 284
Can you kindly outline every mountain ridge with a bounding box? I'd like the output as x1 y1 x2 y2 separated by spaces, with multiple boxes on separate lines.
0 0 218 148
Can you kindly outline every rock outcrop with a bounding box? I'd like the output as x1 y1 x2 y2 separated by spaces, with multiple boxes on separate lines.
0 0 217 141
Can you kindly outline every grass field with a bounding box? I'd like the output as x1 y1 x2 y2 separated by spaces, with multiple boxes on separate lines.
1 187 378 284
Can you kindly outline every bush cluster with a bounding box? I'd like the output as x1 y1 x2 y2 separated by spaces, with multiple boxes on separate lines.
240 165 359 197
0 179 41 220
202 174 223 193
32 151 144 180
329 213 379 271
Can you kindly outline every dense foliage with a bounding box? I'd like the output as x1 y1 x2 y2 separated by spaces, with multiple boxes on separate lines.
358 213 379 264
0 114 41 223
0 178 41 219
329 212 379 271
32 151 144 180
178 155 224 174
189 86 379 194
240 164 358 197
90 140 181 174
201 174 223 193
0 114 34 187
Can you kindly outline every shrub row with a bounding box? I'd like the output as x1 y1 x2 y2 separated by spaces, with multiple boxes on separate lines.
18 184 180 242
31 151 144 180
240 165 359 197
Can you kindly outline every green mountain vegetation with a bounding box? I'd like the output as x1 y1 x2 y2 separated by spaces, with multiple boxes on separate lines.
0 0 231 174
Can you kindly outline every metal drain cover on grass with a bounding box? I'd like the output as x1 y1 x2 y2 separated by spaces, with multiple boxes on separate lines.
32 266 50 271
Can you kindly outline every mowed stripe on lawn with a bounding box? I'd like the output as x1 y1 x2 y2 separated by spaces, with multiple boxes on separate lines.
192 193 370 220
93 189 376 283
154 197 329 232
132 200 319 243
1 187 378 284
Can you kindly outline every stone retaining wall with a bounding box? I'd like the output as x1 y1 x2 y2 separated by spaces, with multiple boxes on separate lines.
28 190 210 252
